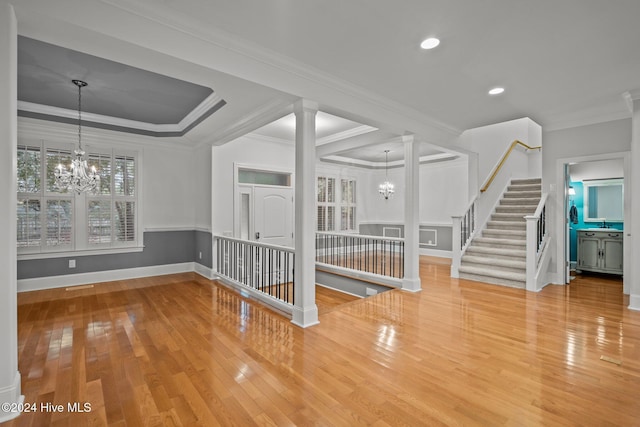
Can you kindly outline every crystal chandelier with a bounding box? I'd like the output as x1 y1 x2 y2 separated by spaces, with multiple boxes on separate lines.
378 149 395 200
54 80 100 194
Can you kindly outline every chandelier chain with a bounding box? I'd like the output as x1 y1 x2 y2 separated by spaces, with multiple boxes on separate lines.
77 80 82 151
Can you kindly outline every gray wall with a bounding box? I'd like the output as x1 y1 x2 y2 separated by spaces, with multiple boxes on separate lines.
359 223 452 251
18 230 213 279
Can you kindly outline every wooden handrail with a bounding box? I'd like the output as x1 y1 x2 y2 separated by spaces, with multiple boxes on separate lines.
480 140 541 193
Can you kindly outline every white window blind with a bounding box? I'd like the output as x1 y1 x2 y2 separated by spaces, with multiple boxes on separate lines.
17 141 139 254
340 179 356 231
46 199 73 247
317 176 336 231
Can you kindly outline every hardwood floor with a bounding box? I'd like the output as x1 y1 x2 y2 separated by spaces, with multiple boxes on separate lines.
4 257 640 426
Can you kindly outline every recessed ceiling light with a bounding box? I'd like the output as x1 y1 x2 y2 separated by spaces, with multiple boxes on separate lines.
488 87 505 95
420 38 440 50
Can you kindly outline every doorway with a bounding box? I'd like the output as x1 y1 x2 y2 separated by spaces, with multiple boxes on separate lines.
559 153 630 294
235 165 294 248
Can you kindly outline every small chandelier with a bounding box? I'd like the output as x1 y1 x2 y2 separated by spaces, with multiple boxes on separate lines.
54 79 100 194
378 149 395 200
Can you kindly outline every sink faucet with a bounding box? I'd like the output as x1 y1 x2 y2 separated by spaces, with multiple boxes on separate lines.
601 219 608 228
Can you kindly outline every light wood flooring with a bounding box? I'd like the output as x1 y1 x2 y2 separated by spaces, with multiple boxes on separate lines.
4 257 640 426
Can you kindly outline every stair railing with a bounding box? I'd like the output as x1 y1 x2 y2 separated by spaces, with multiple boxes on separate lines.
451 198 477 278
524 193 549 291
480 140 541 193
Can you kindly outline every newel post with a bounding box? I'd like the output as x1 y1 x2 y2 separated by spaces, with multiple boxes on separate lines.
451 216 462 278
524 215 537 292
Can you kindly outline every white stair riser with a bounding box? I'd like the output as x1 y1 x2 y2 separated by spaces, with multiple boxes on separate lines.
465 250 526 262
486 222 526 230
501 198 540 205
459 272 525 289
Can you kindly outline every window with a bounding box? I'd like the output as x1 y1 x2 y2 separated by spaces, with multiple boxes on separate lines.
316 175 357 232
316 176 335 231
17 141 138 254
340 178 356 231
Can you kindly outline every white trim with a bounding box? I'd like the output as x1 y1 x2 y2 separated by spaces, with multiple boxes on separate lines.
358 221 454 227
18 92 224 134
316 125 377 146
17 262 195 292
419 248 452 258
629 294 640 311
544 110 631 133
321 152 457 169
144 226 202 232
316 283 364 299
18 246 144 261
18 117 191 151
204 100 293 147
419 229 438 246
194 263 214 280
0 372 23 424
315 262 402 288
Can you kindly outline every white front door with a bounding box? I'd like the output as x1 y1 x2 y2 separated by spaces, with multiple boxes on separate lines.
253 186 293 247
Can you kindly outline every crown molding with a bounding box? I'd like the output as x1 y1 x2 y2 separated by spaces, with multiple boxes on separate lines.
98 0 460 143
316 125 378 146
543 109 631 132
202 99 293 147
320 152 459 169
18 116 195 151
623 89 640 113
17 92 225 136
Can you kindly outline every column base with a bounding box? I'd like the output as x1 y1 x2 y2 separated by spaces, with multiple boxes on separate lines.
0 372 23 423
402 277 422 292
629 294 640 311
291 305 319 328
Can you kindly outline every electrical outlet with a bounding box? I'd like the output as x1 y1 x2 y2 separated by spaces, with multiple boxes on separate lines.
199 251 202 259
69 259 76 268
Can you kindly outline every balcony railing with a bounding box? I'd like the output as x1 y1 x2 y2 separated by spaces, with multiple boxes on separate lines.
315 232 404 279
214 235 294 308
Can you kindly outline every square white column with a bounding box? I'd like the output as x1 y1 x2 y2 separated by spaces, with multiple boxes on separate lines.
292 100 319 327
402 135 421 292
0 4 24 422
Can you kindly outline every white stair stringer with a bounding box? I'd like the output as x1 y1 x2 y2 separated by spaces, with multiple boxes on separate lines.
458 178 541 289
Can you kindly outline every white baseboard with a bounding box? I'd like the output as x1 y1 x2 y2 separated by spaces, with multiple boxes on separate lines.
0 372 23 423
629 294 640 311
419 248 452 258
194 263 214 279
18 262 195 292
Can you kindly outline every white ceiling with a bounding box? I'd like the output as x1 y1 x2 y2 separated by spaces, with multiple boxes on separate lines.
12 0 640 156
100 0 640 132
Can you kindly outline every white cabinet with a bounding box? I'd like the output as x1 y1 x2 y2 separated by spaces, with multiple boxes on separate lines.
577 230 623 275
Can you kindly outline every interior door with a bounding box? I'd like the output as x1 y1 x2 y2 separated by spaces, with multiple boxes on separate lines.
254 186 293 247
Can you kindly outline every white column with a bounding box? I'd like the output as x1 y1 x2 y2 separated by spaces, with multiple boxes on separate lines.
0 4 24 422
292 100 319 327
626 90 640 310
402 135 421 292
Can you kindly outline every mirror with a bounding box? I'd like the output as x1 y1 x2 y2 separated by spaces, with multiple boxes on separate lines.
583 178 623 222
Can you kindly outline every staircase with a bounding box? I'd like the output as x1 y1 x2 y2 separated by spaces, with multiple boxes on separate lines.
459 178 542 288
